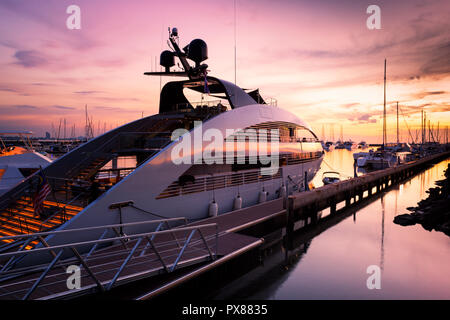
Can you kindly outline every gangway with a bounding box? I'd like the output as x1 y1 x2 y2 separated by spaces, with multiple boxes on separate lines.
0 218 218 300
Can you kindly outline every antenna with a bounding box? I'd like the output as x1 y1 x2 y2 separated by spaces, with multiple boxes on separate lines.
383 59 387 149
234 0 237 86
421 109 424 145
380 194 385 272
396 101 399 144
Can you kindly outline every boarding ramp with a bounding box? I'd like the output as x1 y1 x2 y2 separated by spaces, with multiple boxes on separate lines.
0 218 218 300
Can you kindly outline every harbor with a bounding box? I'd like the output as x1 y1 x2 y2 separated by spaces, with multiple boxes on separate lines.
0 147 448 300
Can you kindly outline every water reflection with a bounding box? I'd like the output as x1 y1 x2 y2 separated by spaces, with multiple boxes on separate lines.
213 150 450 299
380 194 385 272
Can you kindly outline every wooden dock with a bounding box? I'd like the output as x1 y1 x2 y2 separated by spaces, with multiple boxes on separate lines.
0 151 448 300
287 151 450 231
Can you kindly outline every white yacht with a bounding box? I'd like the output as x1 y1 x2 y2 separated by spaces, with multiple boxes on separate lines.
0 29 324 248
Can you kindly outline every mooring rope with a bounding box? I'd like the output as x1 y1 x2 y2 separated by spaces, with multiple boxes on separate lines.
129 204 172 219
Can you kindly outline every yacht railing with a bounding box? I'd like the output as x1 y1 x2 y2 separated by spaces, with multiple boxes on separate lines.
157 169 282 199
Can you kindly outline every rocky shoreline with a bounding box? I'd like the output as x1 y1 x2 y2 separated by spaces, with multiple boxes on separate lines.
394 163 450 237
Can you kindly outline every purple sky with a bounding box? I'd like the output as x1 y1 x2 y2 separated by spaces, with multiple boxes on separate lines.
0 0 449 142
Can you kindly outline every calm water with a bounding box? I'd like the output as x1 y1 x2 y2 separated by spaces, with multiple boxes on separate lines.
212 149 450 299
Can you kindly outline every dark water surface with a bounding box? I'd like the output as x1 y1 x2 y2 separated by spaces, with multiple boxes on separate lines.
212 149 450 299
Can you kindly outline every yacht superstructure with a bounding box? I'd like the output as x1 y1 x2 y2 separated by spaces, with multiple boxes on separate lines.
0 28 324 250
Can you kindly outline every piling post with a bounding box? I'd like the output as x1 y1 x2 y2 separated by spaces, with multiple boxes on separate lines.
310 203 318 224
345 193 351 207
330 196 336 215
287 196 294 235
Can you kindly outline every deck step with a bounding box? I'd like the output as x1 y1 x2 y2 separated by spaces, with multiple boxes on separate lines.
0 214 54 231
16 199 82 214
12 204 78 218
74 157 108 180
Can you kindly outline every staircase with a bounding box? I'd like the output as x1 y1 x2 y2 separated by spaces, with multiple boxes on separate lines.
74 157 111 181
0 116 185 252
0 196 83 249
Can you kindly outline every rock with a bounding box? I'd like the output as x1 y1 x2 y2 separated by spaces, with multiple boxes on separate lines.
394 214 417 226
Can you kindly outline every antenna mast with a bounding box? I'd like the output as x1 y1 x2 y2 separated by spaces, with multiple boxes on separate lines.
396 101 399 144
382 59 387 149
234 0 237 86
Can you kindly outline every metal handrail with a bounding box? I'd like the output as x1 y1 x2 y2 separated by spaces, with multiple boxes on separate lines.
0 217 190 243
0 174 37 211
66 131 174 179
65 133 120 178
38 191 86 232
0 219 218 300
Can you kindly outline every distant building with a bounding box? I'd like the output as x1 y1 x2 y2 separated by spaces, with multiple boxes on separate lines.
45 132 51 139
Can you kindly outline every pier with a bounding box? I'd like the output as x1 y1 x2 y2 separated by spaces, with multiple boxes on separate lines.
0 150 448 300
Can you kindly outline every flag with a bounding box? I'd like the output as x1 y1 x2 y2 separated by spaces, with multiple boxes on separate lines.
33 169 51 217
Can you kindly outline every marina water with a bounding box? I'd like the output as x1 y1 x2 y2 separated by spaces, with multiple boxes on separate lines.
211 149 450 299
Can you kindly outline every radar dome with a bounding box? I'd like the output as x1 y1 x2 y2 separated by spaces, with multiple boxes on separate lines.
160 50 175 72
187 39 208 66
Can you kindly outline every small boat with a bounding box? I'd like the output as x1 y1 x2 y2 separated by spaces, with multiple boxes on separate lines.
356 155 369 167
357 141 368 149
365 150 396 170
344 140 355 150
353 150 371 167
322 171 341 185
321 141 330 151
334 141 345 149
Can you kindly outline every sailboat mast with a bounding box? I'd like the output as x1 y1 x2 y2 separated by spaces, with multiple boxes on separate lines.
421 110 424 145
428 119 431 143
424 111 427 144
234 0 237 86
396 102 399 144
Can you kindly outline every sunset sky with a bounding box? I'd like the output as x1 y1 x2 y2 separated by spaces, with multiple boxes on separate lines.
0 0 449 143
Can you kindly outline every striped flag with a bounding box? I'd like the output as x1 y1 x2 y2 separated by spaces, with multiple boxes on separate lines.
33 169 51 217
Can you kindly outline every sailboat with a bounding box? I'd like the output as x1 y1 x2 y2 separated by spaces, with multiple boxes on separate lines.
356 60 397 169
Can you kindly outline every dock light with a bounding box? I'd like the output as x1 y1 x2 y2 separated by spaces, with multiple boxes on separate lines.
171 27 178 37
